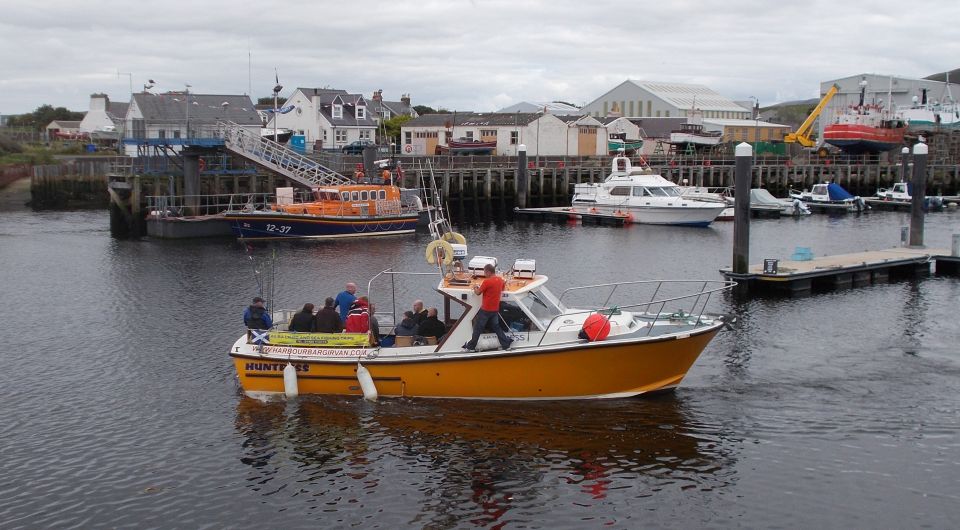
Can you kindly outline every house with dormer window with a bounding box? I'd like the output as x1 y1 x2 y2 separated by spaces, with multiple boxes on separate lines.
266 87 378 150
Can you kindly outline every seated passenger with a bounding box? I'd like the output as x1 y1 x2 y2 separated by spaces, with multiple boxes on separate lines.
288 303 316 332
417 308 447 340
412 300 428 326
395 311 419 336
314 297 343 333
344 297 370 333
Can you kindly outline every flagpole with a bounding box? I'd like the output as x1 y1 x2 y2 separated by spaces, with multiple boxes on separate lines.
274 69 279 142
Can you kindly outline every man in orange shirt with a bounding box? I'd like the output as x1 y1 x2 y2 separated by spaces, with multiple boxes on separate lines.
463 263 513 352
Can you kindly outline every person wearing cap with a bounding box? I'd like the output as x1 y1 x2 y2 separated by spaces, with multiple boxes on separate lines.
243 297 273 330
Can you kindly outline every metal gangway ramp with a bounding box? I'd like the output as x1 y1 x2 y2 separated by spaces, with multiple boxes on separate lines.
218 121 349 187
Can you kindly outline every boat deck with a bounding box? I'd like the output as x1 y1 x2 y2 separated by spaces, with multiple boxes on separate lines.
721 247 958 295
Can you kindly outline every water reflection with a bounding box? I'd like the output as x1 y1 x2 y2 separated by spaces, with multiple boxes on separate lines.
234 394 739 524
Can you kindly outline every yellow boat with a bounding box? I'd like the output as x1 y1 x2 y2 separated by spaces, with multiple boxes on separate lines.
230 251 735 400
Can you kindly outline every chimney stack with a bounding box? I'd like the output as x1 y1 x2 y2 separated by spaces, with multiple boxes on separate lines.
372 89 383 102
401 93 411 106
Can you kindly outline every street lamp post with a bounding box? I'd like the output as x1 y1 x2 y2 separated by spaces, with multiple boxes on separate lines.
184 84 191 139
750 96 760 164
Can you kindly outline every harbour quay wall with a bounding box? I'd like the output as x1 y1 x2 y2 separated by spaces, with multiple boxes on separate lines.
402 163 960 210
30 161 112 208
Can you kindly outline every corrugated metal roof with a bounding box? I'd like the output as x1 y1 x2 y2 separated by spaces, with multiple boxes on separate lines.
634 81 748 112
702 118 790 128
404 112 542 127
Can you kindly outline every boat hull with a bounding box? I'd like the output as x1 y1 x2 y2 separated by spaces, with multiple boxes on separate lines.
225 212 419 240
231 326 721 400
572 202 725 227
823 124 905 154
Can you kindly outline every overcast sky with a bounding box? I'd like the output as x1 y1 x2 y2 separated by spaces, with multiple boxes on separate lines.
2 0 958 115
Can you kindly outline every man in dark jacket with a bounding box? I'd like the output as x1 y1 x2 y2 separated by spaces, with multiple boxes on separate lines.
314 297 343 333
243 297 273 330
288 303 316 332
417 307 446 340
395 311 419 336
412 299 428 326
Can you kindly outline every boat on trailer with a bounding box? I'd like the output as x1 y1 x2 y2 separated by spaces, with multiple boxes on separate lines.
229 203 735 400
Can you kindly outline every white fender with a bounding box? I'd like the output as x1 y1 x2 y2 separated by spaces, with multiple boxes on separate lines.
356 362 378 401
283 362 299 398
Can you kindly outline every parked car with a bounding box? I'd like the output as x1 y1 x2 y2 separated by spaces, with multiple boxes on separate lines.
341 140 376 154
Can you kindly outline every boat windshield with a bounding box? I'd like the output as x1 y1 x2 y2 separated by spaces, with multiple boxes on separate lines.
645 187 682 197
518 288 563 328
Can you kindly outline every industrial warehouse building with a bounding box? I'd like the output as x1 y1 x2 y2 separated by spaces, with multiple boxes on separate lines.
581 80 752 119
817 73 960 139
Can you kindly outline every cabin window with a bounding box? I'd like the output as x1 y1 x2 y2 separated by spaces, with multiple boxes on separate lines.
632 187 649 197
379 190 386 200
341 192 349 200
499 300 534 332
610 186 631 196
518 289 562 329
647 187 670 197
351 191 359 201
360 191 369 200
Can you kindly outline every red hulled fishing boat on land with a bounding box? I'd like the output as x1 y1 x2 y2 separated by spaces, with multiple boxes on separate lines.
823 80 906 154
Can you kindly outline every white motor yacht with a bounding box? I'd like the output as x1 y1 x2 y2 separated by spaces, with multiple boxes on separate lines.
571 156 726 227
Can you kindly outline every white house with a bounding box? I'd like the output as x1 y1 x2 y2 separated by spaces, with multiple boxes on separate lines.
79 94 129 139
583 80 751 120
367 90 418 123
266 88 378 149
123 92 260 156
401 112 590 156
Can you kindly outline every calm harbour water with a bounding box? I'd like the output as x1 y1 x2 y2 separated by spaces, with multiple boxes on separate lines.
1 206 959 529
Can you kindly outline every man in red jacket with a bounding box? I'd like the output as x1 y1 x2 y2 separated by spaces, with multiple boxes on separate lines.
463 264 513 352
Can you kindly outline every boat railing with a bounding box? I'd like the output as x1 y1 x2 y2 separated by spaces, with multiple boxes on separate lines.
146 192 273 218
544 279 736 344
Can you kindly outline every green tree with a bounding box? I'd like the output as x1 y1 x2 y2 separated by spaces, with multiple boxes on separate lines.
413 105 436 115
257 96 287 106
7 104 83 130
381 115 412 144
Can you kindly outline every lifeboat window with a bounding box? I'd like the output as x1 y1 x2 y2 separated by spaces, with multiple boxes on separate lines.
610 186 631 196
351 191 359 201
341 192 349 201
361 191 369 200
379 190 386 200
